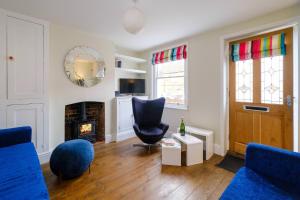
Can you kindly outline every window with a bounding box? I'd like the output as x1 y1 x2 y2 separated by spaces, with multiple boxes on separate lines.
261 56 284 104
154 59 187 109
234 56 284 104
235 59 253 102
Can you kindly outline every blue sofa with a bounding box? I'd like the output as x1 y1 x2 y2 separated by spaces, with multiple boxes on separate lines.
221 143 300 200
0 127 49 200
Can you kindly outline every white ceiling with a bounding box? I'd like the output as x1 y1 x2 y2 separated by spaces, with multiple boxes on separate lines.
0 0 299 51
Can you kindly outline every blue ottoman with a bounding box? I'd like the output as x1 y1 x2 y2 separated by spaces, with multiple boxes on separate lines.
50 139 94 179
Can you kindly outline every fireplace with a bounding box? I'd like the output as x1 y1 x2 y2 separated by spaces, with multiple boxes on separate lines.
76 120 96 141
65 102 105 143
79 121 95 136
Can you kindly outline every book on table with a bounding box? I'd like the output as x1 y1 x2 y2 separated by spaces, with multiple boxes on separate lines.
162 138 178 146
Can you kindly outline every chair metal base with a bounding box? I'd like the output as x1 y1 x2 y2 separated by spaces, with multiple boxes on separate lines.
133 143 161 152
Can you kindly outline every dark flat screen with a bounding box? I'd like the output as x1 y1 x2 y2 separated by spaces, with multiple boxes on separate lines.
119 79 145 94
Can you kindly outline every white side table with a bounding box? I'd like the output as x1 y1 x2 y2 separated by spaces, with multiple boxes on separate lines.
172 133 203 166
161 138 181 166
178 126 214 160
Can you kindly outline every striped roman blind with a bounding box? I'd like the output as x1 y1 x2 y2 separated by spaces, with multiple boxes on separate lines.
231 33 286 62
152 45 187 65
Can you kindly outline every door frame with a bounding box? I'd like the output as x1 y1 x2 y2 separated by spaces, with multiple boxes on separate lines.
219 16 300 156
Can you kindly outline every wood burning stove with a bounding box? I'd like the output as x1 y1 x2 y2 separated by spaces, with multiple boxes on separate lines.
65 102 104 143
76 120 96 142
72 102 96 143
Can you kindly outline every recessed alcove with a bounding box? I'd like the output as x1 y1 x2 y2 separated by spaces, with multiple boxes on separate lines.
65 102 105 143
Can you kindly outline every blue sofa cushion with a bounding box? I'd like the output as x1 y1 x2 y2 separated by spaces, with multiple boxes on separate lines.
0 142 49 200
246 143 300 188
0 126 32 148
221 167 299 200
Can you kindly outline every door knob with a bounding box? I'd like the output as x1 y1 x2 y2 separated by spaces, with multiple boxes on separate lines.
8 56 14 61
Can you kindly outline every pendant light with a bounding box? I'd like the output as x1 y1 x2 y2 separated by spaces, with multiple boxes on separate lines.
123 0 145 34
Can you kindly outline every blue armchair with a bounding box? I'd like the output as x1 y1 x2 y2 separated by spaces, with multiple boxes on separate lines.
220 143 300 200
132 97 169 150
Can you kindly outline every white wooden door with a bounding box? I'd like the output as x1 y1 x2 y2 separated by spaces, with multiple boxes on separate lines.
0 11 6 100
7 104 44 153
118 98 134 133
7 16 44 100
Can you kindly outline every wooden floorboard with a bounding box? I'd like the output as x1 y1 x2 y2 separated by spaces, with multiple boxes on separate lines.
42 137 234 200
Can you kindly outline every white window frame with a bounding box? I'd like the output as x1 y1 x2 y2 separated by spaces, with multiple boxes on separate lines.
152 44 188 110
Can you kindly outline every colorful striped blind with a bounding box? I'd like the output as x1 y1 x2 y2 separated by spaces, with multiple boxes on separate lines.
231 33 286 62
152 45 187 65
252 33 286 59
231 41 252 62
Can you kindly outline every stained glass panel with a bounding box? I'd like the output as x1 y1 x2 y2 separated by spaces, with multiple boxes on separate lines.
236 59 253 102
261 56 283 104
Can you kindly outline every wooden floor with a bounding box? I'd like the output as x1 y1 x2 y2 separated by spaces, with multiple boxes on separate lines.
42 137 234 200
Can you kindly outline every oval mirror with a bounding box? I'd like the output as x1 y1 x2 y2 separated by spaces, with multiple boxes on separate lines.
64 46 105 87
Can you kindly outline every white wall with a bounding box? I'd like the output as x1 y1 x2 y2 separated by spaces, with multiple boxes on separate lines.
140 5 300 153
49 24 115 150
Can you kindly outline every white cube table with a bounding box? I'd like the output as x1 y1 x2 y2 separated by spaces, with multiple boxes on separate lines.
177 126 214 160
161 138 181 166
172 133 203 166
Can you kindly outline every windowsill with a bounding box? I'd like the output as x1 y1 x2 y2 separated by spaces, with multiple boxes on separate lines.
165 104 188 110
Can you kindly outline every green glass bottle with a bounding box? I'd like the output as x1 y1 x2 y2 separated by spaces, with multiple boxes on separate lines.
179 118 185 136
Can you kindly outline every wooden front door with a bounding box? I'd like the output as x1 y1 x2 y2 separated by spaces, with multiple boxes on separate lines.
229 28 293 155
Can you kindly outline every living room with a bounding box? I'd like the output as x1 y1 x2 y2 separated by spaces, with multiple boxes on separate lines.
0 0 300 199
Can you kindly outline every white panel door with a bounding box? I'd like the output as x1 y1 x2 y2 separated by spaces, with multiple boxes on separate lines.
7 16 44 100
118 98 134 132
0 11 6 100
7 104 44 153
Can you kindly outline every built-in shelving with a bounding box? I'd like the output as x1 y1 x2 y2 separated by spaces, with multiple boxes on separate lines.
114 53 147 91
115 53 147 64
115 67 146 74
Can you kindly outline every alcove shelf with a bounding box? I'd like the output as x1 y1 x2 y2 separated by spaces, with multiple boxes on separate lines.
115 67 146 74
115 53 147 64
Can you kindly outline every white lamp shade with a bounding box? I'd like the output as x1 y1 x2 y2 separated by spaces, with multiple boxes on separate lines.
123 7 145 34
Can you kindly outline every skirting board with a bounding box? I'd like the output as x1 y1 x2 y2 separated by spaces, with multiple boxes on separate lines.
214 144 225 156
105 131 136 143
105 134 113 143
117 130 136 142
38 150 52 164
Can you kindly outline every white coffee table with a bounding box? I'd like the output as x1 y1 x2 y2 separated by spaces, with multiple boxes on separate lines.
172 133 203 166
177 126 214 160
161 138 181 166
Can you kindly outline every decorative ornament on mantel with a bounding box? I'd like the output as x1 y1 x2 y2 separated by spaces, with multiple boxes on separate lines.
123 0 145 34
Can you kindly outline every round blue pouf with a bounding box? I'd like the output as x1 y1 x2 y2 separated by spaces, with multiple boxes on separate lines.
50 139 94 179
